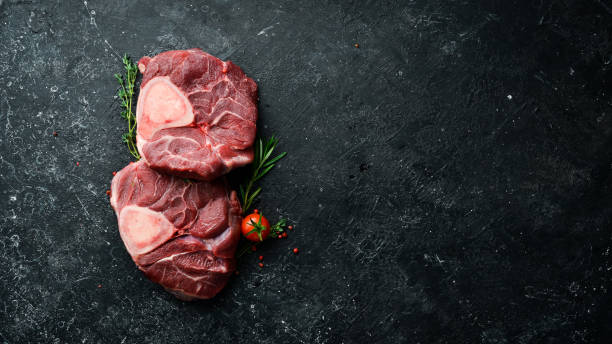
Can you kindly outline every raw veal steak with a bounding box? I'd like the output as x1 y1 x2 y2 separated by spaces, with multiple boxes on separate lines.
110 160 242 300
136 48 258 181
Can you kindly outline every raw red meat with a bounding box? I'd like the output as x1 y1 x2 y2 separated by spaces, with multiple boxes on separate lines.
110 160 242 300
135 48 258 181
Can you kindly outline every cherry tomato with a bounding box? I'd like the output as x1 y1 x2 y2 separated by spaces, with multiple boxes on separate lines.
241 213 270 242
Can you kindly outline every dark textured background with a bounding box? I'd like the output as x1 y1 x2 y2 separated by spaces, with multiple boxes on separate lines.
1 0 612 343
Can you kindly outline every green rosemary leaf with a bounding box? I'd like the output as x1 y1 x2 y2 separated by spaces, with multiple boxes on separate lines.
262 151 287 167
255 164 275 181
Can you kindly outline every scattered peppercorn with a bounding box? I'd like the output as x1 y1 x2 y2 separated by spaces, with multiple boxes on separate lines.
76 162 80 166
354 43 359 48
106 190 111 196
288 225 293 230
258 255 263 261
258 262 264 268
112 171 117 176
293 248 299 254
52 131 58 136
97 284 102 288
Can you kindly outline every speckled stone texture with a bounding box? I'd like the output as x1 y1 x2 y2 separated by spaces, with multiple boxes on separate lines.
1 0 611 343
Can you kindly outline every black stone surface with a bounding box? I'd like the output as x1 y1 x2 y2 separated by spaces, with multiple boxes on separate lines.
1 0 612 343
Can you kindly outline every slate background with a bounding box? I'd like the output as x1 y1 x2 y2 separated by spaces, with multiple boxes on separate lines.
1 0 612 343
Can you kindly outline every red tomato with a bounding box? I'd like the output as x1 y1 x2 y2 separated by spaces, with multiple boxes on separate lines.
241 213 270 242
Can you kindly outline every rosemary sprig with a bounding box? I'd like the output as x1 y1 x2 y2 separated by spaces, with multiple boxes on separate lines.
114 55 140 160
239 136 287 214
